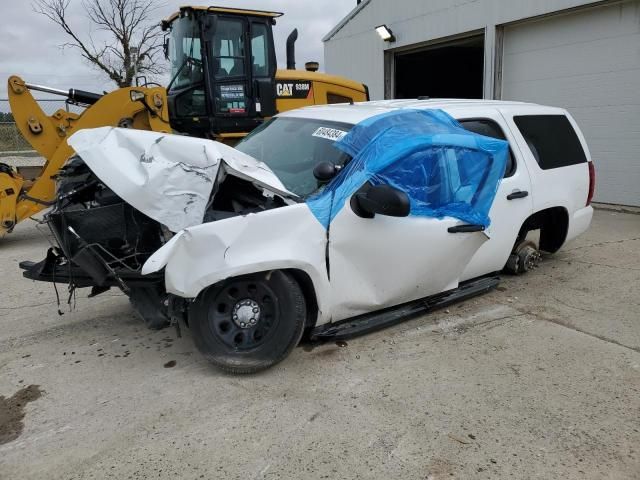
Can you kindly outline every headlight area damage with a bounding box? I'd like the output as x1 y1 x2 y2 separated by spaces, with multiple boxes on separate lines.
20 110 509 373
20 127 298 329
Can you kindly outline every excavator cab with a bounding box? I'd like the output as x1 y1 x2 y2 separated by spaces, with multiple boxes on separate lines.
163 7 280 138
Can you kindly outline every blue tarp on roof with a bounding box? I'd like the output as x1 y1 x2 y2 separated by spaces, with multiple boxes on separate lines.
306 109 509 229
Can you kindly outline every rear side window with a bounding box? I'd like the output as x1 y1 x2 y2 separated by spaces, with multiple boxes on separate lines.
459 119 515 178
513 115 587 169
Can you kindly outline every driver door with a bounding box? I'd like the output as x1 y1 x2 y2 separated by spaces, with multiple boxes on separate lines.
328 206 488 322
327 148 490 323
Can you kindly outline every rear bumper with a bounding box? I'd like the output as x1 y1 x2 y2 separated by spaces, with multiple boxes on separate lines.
566 205 594 243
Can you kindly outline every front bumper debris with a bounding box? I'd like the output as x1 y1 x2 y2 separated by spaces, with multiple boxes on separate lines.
20 247 163 288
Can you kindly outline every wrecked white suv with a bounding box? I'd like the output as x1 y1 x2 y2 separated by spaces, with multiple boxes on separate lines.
22 100 595 373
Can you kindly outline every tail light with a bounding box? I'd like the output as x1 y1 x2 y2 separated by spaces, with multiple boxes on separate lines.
586 161 595 206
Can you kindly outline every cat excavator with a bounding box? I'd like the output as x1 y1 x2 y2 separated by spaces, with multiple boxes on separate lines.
1 5 368 236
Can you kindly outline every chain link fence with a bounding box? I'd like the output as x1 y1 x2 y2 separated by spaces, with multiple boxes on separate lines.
0 122 32 154
0 99 84 157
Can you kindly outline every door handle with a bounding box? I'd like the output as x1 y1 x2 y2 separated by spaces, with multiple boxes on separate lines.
448 224 485 233
507 190 529 200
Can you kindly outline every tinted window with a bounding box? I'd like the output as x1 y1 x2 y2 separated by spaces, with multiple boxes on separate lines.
514 115 587 169
327 93 353 104
460 119 515 177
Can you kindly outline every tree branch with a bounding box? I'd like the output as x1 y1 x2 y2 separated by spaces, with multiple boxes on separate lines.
33 0 167 87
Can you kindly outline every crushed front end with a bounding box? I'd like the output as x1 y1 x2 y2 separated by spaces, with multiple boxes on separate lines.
20 127 295 330
20 156 174 328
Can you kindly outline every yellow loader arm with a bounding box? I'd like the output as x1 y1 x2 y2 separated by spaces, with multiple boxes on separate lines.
1 76 170 236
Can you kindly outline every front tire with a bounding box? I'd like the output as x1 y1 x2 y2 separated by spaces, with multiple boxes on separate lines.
190 271 306 374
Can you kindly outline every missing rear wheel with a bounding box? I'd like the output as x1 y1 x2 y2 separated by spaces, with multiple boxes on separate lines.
505 240 541 275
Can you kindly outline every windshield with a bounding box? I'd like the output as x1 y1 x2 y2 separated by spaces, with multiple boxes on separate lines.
169 17 203 91
235 117 353 197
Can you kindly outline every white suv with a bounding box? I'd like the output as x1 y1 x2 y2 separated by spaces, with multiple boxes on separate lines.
22 99 595 373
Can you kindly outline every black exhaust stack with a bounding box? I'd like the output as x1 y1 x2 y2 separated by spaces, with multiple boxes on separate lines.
286 29 298 70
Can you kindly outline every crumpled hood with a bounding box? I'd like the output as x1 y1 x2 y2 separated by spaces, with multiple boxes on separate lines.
67 127 294 232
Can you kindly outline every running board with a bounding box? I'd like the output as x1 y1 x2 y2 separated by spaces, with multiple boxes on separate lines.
310 276 500 342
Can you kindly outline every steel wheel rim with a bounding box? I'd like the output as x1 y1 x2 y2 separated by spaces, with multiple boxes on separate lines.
207 279 279 351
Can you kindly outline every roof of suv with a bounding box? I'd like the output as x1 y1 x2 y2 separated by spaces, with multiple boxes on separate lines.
278 99 566 124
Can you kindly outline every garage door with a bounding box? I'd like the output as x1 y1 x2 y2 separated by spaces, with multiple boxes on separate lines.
501 1 640 206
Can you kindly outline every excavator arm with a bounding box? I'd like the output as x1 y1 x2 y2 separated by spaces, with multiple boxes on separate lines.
1 76 170 235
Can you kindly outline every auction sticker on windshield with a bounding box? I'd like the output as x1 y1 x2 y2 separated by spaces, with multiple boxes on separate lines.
312 127 348 142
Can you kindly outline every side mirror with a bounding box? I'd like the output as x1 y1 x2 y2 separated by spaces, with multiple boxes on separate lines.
313 161 339 183
351 183 410 218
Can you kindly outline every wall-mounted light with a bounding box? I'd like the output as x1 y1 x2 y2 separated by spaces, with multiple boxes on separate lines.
375 24 396 42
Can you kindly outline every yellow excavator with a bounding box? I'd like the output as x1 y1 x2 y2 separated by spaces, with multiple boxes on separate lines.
1 5 368 236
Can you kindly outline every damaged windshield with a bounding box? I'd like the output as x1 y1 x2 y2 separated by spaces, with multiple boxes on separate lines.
235 117 353 197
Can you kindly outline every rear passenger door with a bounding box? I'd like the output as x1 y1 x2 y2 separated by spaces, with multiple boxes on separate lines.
457 114 534 281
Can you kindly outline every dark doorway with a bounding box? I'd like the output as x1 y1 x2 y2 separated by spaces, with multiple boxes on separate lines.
394 35 484 99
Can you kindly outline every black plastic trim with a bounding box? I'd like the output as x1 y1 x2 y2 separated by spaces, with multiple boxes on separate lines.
310 276 500 341
507 190 529 200
447 224 485 233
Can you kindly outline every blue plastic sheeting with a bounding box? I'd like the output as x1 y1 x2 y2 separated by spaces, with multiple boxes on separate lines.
306 109 509 229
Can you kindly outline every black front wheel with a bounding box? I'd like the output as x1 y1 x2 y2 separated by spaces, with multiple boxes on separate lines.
190 271 306 374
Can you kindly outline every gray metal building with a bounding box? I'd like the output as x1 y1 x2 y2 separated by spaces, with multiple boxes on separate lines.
323 0 640 206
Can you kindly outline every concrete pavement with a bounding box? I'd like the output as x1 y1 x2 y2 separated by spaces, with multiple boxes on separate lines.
0 209 639 479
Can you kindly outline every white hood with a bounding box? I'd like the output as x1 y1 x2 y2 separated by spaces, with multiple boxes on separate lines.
67 127 294 232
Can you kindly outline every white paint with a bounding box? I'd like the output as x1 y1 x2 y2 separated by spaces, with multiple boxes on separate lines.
138 99 593 327
142 203 333 324
458 109 534 281
500 107 592 216
328 204 488 322
68 127 293 233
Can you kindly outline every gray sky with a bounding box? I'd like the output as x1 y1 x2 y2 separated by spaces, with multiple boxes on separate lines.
0 0 356 99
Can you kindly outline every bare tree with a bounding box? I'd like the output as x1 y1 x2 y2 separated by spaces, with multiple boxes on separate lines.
33 0 166 88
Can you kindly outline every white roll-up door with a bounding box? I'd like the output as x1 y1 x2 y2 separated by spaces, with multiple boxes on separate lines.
502 1 640 206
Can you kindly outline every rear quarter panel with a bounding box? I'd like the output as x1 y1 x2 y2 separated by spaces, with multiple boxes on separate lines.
499 106 592 220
